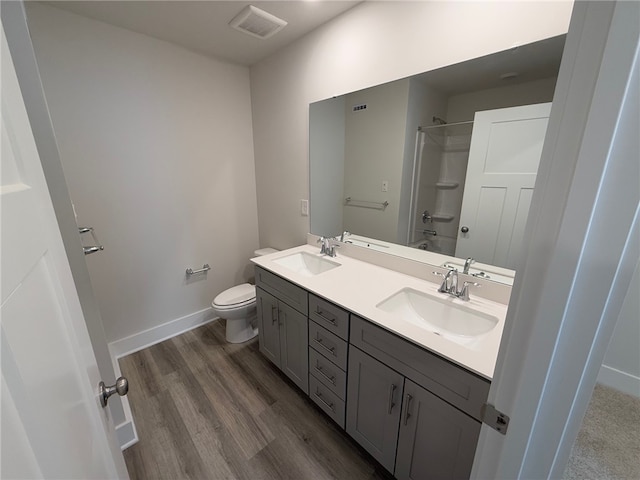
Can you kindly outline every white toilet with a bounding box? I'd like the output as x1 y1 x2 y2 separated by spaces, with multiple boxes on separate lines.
211 248 278 343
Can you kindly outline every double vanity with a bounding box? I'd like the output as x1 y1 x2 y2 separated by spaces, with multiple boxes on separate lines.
251 241 509 480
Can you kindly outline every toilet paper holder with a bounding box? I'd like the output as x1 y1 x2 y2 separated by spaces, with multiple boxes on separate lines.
186 264 211 276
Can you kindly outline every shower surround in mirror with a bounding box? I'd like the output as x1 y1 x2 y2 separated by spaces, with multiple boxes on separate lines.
413 102 551 271
309 36 564 281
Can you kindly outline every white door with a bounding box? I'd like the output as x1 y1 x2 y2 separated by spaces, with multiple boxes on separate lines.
455 103 551 269
1 26 127 479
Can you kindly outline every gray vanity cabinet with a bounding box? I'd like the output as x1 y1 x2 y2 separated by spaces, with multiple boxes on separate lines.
394 379 481 480
256 288 281 366
255 265 488 480
348 315 489 480
346 346 405 472
255 267 309 395
308 293 350 428
278 300 309 393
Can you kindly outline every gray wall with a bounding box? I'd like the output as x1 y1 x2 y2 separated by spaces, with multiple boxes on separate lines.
309 96 345 236
343 79 409 242
26 3 259 343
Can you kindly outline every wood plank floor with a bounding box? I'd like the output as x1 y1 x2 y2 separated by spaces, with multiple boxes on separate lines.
120 320 392 480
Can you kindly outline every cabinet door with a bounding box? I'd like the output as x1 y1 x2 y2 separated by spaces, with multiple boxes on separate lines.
395 379 481 480
256 288 280 367
279 301 309 394
346 346 404 472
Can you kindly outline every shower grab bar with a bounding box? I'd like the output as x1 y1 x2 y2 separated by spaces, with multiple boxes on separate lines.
344 197 389 210
79 226 104 255
186 264 210 276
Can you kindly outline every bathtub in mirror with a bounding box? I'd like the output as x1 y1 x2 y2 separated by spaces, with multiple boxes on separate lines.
309 35 565 284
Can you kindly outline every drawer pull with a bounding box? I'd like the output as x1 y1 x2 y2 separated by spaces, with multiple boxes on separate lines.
316 307 337 325
314 335 336 356
271 305 278 325
403 394 413 425
314 389 336 412
388 383 397 414
315 362 336 385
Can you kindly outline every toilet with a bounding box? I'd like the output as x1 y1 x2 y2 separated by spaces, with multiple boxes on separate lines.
211 248 278 343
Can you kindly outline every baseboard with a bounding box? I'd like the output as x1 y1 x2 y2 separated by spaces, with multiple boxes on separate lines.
108 307 218 450
115 416 137 450
109 307 217 359
597 364 640 398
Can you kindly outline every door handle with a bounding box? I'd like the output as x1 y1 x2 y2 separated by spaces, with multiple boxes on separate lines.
460 226 469 233
99 377 129 408
387 383 397 414
403 394 413 425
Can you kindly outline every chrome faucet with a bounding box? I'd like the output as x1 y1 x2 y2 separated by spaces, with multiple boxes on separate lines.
340 230 351 242
433 268 480 301
463 257 475 274
443 269 458 294
317 236 339 257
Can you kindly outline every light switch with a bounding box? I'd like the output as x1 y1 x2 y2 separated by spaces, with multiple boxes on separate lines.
300 199 309 216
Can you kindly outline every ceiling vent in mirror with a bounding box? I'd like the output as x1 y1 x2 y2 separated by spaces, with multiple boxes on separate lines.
229 5 288 39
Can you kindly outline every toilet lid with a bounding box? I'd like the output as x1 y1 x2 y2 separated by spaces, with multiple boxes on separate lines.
213 283 256 308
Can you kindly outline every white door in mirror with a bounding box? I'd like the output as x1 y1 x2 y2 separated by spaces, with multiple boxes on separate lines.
456 103 551 269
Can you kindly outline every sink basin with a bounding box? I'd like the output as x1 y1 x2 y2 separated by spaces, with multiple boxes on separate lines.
273 252 340 277
376 288 498 343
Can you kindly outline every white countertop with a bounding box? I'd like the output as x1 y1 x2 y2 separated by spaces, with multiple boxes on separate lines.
251 244 508 380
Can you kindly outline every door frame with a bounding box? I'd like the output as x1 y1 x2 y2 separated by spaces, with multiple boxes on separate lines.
472 1 639 477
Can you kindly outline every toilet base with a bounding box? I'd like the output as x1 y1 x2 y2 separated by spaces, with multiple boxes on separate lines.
225 315 258 344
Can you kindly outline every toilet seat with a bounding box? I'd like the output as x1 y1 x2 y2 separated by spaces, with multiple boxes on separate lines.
212 283 256 310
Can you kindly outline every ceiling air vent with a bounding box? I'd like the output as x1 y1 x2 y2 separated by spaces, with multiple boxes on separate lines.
229 5 288 40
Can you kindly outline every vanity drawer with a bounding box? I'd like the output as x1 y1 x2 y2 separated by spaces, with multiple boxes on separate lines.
309 347 347 400
350 315 490 421
255 266 308 315
309 294 349 340
309 375 345 428
309 321 348 371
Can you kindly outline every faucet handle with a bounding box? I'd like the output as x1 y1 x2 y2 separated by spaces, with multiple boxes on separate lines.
459 281 481 301
317 236 327 254
432 271 448 293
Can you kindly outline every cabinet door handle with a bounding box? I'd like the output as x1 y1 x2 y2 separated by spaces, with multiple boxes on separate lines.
313 335 336 356
316 307 337 325
315 361 336 385
387 383 397 414
403 394 413 425
314 389 336 412
271 305 278 325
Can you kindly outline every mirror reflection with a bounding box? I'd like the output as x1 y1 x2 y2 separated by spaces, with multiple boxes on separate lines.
309 35 565 283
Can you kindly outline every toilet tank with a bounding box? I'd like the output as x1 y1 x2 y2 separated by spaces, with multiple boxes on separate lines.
253 248 278 257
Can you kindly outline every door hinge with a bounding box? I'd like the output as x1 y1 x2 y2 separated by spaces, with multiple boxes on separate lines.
481 403 510 435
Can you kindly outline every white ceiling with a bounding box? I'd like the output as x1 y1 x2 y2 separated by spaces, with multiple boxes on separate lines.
44 1 361 66
415 34 566 95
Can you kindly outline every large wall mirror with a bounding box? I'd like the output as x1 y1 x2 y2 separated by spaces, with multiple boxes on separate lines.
310 35 565 285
